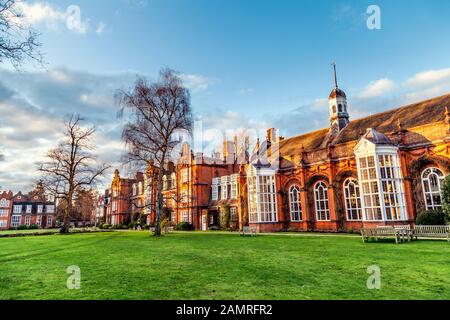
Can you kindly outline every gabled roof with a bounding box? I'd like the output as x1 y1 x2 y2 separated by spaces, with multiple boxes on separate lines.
279 93 450 157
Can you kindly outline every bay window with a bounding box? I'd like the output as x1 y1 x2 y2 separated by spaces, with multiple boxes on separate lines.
247 166 278 223
355 140 407 222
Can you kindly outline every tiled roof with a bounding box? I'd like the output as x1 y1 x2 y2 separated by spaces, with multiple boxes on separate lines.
279 93 450 156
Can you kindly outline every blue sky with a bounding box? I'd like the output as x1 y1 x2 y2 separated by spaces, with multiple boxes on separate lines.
1 0 450 191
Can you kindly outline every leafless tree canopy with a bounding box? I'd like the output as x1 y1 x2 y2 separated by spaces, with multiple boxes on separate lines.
116 68 193 236
0 0 43 67
36 114 109 232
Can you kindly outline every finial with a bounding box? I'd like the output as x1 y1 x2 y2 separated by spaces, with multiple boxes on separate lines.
397 119 403 131
445 106 450 125
332 61 338 89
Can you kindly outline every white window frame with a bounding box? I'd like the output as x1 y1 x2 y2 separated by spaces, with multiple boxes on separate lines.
46 205 55 214
13 205 22 214
0 199 9 208
421 167 445 210
289 185 302 222
0 220 7 228
211 178 219 201
247 165 278 223
36 215 42 226
343 178 362 221
230 207 238 221
11 215 21 227
47 216 53 226
0 209 8 217
230 174 239 199
181 168 189 183
37 205 43 214
355 140 408 222
221 176 229 200
25 215 31 226
314 182 330 221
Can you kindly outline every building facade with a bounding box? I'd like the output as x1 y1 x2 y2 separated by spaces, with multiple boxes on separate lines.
0 191 13 230
8 192 56 229
102 80 450 233
246 89 450 232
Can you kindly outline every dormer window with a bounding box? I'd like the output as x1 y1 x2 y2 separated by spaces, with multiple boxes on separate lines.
338 104 343 112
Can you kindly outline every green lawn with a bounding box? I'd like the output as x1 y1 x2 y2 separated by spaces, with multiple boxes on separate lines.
0 229 60 235
0 231 449 300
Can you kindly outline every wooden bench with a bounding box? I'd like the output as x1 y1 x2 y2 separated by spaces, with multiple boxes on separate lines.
361 226 400 244
413 225 450 242
240 226 257 236
163 226 174 234
393 225 412 242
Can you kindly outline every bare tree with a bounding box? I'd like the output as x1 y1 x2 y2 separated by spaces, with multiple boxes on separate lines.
0 0 43 67
37 114 109 233
116 68 193 236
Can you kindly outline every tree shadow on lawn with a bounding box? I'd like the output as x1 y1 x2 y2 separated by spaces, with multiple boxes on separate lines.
0 232 121 264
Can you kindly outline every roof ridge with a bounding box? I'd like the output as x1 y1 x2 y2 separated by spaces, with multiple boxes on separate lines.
348 92 450 124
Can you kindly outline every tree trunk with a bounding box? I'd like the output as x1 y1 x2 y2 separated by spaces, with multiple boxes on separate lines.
61 191 73 234
153 166 165 237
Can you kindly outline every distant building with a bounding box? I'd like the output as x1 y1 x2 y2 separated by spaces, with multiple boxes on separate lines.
7 192 56 229
0 191 13 230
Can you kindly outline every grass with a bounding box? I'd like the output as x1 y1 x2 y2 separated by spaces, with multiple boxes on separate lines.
0 231 449 300
0 229 60 235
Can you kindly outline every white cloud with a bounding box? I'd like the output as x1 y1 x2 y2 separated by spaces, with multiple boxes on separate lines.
180 74 214 92
16 2 92 34
405 68 450 88
358 78 396 98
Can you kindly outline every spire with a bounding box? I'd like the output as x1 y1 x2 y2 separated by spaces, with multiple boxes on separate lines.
333 61 338 89
328 61 349 131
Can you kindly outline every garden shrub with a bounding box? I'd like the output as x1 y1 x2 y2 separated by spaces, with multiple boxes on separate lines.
442 175 450 222
17 225 28 230
416 210 447 225
29 225 39 230
175 222 194 231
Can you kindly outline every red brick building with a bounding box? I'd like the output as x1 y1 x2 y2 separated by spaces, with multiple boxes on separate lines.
246 89 450 232
103 81 450 234
0 191 13 230
8 192 56 229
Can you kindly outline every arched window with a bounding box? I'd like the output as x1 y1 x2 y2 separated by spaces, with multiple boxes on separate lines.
422 167 445 210
314 182 330 221
289 185 302 221
343 178 362 221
